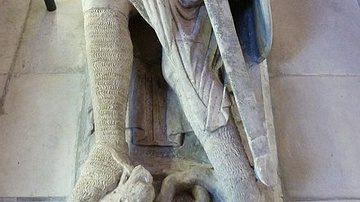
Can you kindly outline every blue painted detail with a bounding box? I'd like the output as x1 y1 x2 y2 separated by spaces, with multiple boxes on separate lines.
230 0 272 64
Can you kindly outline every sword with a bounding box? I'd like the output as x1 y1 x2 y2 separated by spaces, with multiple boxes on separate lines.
203 0 277 186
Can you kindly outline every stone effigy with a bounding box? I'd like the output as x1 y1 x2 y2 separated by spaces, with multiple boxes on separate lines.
70 0 281 201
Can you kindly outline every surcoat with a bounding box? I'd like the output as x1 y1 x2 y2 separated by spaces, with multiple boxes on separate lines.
130 0 231 132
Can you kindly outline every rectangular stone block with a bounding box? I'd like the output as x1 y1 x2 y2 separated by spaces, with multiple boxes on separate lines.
126 61 185 146
13 0 86 75
268 0 360 76
271 76 360 200
0 74 84 197
0 0 30 74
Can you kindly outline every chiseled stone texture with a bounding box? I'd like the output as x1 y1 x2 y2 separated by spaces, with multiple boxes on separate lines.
271 77 360 200
0 75 83 197
268 0 360 76
13 0 86 75
0 0 31 74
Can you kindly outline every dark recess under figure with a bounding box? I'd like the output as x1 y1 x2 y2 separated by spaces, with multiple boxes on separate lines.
44 0 56 12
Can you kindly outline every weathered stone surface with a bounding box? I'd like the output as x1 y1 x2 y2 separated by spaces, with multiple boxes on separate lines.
268 0 360 76
73 0 279 201
0 0 30 74
70 8 134 202
271 76 360 200
13 0 86 75
0 75 6 99
127 13 190 147
127 59 184 147
0 75 83 197
268 0 360 200
295 201 357 202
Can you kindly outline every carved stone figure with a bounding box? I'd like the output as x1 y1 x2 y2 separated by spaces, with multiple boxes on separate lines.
70 0 280 201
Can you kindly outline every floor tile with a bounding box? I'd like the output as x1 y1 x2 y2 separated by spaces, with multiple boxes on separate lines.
0 0 31 74
0 74 84 197
271 76 360 199
13 0 86 75
0 196 66 202
293 200 358 202
268 0 360 76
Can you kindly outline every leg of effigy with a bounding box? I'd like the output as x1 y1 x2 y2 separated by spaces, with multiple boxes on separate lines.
196 123 263 202
70 1 134 201
162 56 263 202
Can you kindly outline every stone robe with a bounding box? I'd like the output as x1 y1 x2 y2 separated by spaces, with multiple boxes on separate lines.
130 0 231 133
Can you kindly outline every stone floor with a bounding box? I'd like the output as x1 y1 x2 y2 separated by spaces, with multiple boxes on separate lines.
0 0 86 200
0 0 359 201
268 0 360 201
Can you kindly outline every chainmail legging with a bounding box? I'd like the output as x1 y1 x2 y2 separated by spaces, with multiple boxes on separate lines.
70 8 133 202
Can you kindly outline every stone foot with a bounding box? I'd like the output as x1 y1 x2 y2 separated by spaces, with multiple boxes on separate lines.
70 143 131 202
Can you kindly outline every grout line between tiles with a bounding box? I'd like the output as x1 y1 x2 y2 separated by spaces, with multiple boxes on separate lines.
0 0 33 114
0 196 67 202
12 72 84 76
290 196 360 201
269 73 360 78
